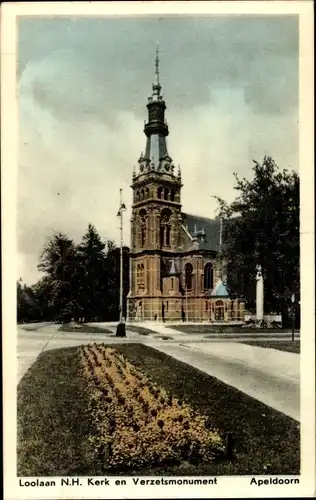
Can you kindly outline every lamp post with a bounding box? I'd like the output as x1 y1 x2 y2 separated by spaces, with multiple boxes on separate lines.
185 284 188 323
116 189 126 337
291 293 295 342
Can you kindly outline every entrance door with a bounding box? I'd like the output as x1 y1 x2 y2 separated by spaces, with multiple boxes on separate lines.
215 300 224 321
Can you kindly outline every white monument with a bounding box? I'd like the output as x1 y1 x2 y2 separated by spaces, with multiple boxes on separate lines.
256 264 264 322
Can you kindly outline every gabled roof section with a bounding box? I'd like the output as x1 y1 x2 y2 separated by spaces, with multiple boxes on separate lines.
182 213 222 252
161 257 180 278
168 259 179 276
210 280 229 297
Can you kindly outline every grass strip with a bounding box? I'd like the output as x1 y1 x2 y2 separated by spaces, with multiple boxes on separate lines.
17 344 300 476
18 322 53 331
17 347 103 477
115 344 300 475
203 334 300 339
171 325 300 334
59 324 113 334
238 341 300 354
126 325 154 336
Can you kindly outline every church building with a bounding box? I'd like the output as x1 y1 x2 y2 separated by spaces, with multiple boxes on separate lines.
127 49 245 323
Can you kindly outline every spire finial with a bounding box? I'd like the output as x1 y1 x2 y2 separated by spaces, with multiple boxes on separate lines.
155 43 160 85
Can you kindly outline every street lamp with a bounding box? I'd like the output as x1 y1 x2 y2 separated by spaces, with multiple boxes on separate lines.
116 188 126 337
291 293 295 342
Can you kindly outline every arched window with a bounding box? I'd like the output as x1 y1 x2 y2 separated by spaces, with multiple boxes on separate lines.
185 263 193 291
215 300 224 321
136 190 140 202
170 189 175 202
160 209 171 248
136 263 145 291
164 187 169 200
141 189 145 200
204 263 214 290
157 187 163 199
145 187 150 199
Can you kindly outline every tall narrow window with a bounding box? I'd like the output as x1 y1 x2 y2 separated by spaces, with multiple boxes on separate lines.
157 187 163 199
164 187 169 200
137 263 145 291
145 187 150 199
160 226 165 247
141 227 146 247
139 209 147 248
160 208 171 248
185 263 193 290
166 226 171 246
204 263 214 290
170 189 175 202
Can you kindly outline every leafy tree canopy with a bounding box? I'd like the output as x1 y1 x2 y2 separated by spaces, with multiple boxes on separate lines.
215 156 299 321
18 226 130 324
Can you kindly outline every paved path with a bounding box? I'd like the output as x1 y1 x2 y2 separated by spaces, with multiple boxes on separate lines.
150 342 299 421
17 323 143 384
17 322 300 422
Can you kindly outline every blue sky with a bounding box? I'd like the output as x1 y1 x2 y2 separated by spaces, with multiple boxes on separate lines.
18 15 299 284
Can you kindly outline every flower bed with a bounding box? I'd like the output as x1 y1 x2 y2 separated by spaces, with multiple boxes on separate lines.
79 344 224 470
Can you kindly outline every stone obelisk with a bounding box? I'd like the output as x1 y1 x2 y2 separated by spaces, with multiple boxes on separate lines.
256 265 264 322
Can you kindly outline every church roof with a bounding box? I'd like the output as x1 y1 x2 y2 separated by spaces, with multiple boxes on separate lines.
182 213 224 252
161 257 180 277
210 280 229 297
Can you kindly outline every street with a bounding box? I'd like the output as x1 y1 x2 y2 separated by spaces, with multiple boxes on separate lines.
17 322 300 422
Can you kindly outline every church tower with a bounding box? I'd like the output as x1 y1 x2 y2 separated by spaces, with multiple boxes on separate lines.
127 46 183 321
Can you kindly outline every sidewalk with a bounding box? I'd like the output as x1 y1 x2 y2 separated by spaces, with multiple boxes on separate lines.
182 341 300 382
148 342 300 422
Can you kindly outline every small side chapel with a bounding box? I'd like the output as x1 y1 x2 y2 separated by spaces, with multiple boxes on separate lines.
126 49 245 323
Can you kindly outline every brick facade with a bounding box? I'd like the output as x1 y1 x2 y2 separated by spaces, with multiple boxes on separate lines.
126 50 244 323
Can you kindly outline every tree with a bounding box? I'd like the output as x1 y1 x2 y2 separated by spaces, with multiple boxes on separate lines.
77 224 108 321
31 276 56 321
17 279 43 322
216 156 299 326
21 227 131 324
38 233 79 322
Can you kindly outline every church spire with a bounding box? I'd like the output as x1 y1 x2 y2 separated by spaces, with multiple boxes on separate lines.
155 43 160 86
138 46 171 169
152 43 162 99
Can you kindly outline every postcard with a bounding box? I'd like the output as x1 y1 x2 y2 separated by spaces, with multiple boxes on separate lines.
2 1 315 498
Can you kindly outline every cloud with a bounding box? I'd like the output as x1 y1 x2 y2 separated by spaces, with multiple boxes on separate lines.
17 16 298 285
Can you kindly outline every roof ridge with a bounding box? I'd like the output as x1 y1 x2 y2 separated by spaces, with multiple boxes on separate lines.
183 212 217 222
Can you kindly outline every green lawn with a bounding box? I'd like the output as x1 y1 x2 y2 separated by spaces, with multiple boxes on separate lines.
59 324 113 334
126 325 155 336
17 344 300 476
239 341 300 354
171 324 299 335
